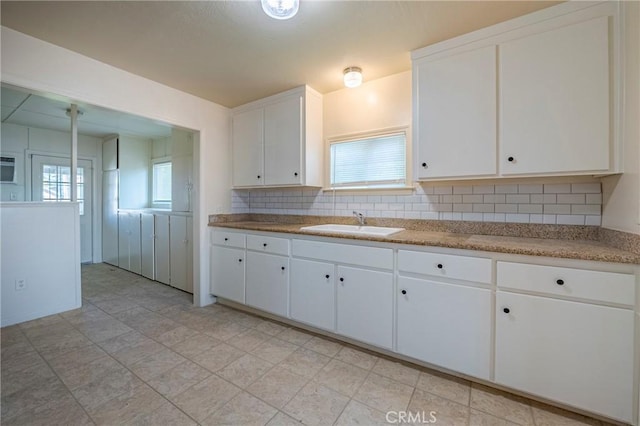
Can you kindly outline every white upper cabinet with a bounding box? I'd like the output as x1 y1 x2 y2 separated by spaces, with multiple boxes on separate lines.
412 2 621 181
414 46 497 179
500 17 610 175
231 85 323 188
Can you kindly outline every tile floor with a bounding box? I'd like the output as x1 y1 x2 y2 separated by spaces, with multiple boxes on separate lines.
1 263 616 425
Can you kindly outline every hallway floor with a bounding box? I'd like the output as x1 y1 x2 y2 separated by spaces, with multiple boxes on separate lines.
1 263 614 425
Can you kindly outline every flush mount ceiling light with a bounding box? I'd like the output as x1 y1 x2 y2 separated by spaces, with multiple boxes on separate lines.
343 67 363 88
261 0 299 20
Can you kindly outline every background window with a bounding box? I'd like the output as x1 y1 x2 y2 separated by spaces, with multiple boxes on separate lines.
153 161 172 203
330 132 407 189
41 164 85 215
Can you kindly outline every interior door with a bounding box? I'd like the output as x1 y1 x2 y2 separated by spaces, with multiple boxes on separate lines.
31 154 93 263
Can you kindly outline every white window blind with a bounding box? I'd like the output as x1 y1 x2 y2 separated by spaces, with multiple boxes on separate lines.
153 161 172 203
330 132 406 188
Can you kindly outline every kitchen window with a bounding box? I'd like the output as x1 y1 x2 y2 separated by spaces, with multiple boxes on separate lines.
152 160 172 204
329 130 407 189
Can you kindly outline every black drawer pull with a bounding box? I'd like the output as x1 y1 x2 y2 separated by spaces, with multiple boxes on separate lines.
281 266 285 271
339 277 344 282
556 279 564 285
224 237 229 241
401 289 407 295
325 274 330 279
263 243 268 247
437 263 443 269
238 259 243 263
503 308 510 314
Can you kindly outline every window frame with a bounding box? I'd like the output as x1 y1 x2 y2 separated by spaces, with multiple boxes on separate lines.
151 157 172 207
326 127 410 191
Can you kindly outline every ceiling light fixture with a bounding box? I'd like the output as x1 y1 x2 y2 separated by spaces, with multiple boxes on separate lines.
343 67 363 88
261 0 299 20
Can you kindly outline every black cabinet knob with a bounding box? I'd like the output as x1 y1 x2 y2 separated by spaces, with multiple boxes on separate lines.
339 277 344 282
421 162 427 168
325 274 330 279
238 259 243 263
556 279 564 285
257 175 261 179
401 289 407 295
437 263 443 269
294 172 298 176
281 266 285 271
263 243 268 247
507 156 514 162
503 308 510 314
224 237 228 241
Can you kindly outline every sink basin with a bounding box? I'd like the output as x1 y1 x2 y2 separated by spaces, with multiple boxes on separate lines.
299 224 405 237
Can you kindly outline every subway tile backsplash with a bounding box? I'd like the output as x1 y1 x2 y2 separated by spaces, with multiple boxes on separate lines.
231 182 602 226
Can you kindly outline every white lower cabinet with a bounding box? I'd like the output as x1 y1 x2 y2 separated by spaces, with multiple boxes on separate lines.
397 277 491 379
210 245 245 304
290 258 335 331
495 291 634 423
117 211 141 274
140 213 155 280
246 252 289 317
154 215 170 285
169 215 193 293
336 266 393 349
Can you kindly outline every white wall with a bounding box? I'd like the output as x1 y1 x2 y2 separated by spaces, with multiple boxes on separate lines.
0 202 81 326
1 26 231 307
602 1 640 235
119 135 151 209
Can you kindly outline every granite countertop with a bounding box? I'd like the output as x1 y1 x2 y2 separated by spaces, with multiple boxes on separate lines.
209 218 640 265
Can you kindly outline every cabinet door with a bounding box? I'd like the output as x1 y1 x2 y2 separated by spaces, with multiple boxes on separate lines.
496 292 634 423
246 252 289 316
129 213 141 275
172 155 193 212
264 96 302 186
117 211 130 270
232 108 264 187
185 216 193 294
140 213 155 280
500 17 609 175
336 266 393 349
170 215 188 291
397 277 491 379
415 46 496 179
290 258 335 331
154 215 170 285
210 246 245 303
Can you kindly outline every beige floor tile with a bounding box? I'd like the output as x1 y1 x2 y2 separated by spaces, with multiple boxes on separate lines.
146 360 211 398
202 391 278 426
128 348 188 381
0 336 35 361
75 318 133 343
409 388 470 426
48 346 115 390
30 329 94 361
255 320 289 336
72 366 144 412
1 376 70 421
1 350 47 377
98 330 148 354
314 359 369 397
416 370 471 406
247 366 309 409
280 347 331 379
277 327 314 345
155 325 200 347
335 400 390 426
372 357 421 387
469 408 519 426
283 381 349 426
353 373 414 413
234 312 267 328
470 384 534 426
87 383 165 425
110 338 166 366
93 296 141 314
531 403 602 426
334 346 379 370
1 360 57 396
61 304 111 326
228 329 272 351
170 374 241 423
203 320 249 341
250 337 299 364
18 313 65 330
303 336 343 357
171 334 222 358
131 400 198 426
266 411 303 426
217 353 274 388
190 342 245 372
1 392 93 426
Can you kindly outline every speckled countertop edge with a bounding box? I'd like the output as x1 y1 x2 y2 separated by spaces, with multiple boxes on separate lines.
208 214 640 265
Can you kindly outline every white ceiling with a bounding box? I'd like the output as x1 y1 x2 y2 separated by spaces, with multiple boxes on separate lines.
1 86 173 138
0 1 561 108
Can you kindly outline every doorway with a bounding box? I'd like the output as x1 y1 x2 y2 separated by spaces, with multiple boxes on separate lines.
31 154 93 263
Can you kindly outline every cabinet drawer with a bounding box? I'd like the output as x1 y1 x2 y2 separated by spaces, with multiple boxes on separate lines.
246 234 290 256
398 250 492 284
497 262 635 305
211 229 246 248
292 239 393 270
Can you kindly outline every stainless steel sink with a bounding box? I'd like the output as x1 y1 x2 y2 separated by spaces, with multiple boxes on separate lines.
299 224 405 237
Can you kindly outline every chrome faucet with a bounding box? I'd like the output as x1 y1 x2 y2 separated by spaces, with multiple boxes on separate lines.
353 210 366 226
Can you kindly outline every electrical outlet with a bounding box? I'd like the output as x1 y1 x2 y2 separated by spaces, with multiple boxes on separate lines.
10 192 17 201
15 279 26 291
